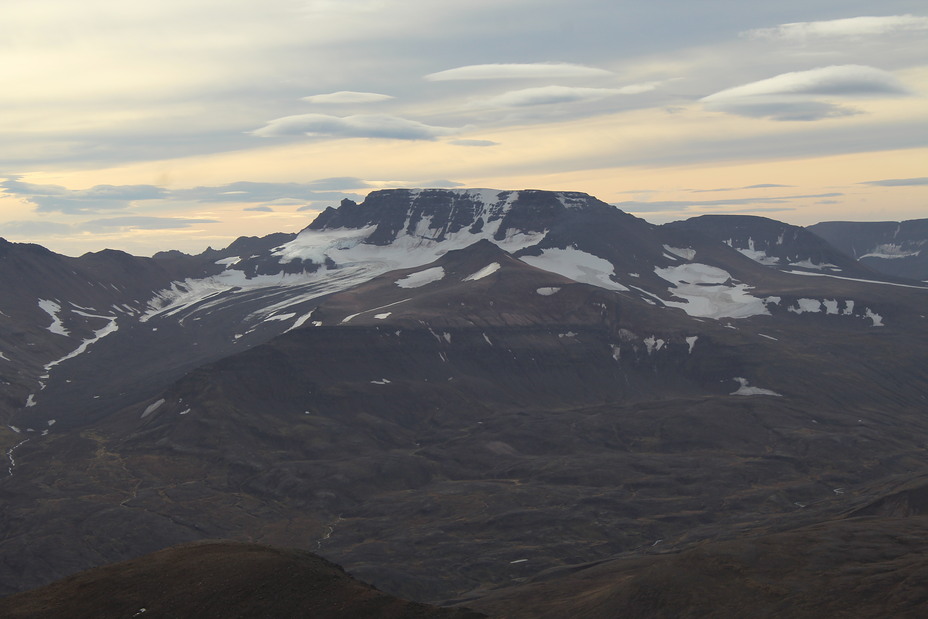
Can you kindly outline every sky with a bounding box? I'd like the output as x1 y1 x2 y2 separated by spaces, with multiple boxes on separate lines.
1 1 926 257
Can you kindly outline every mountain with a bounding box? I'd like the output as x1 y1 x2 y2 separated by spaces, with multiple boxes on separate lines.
663 214 878 277
2 188 928 614
808 219 928 281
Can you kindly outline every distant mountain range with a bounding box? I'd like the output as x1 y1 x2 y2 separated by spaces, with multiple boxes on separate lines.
2 189 927 617
809 218 928 281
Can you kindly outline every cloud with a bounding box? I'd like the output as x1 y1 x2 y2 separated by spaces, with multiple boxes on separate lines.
368 179 466 190
302 91 394 104
860 177 928 187
171 181 366 203
2 178 369 219
701 65 910 121
305 177 373 190
0 220 73 236
419 179 466 188
614 192 844 211
424 62 612 81
704 65 909 100
614 201 687 213
244 205 274 212
478 85 651 108
1 178 166 214
449 139 499 147
691 184 793 193
718 101 861 121
79 216 219 231
252 113 460 140
744 15 928 40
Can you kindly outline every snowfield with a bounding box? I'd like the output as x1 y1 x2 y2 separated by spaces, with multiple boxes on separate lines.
730 377 782 397
655 264 769 320
464 263 501 282
521 248 629 292
38 300 69 336
396 267 445 289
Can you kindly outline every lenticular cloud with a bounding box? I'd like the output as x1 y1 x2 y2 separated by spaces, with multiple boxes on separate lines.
424 62 612 81
701 65 909 121
252 113 459 140
703 65 908 101
744 15 928 40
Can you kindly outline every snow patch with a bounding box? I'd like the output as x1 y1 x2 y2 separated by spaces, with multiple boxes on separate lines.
521 248 629 291
6 437 30 477
374 312 391 320
464 262 501 281
38 300 69 336
758 333 778 341
643 336 665 354
860 243 921 260
788 259 838 270
370 378 391 385
785 298 882 326
865 308 884 327
655 263 768 320
285 310 316 333
396 266 445 289
264 312 297 322
685 336 698 353
789 298 823 314
731 377 781 397
341 298 411 323
43 315 119 371
536 287 561 296
737 247 780 266
25 394 36 408
141 399 165 418
663 245 696 261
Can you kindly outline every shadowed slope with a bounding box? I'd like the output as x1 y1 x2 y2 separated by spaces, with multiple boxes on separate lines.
471 514 928 618
0 540 484 619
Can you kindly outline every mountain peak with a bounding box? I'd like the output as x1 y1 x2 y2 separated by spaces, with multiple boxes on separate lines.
306 188 613 241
